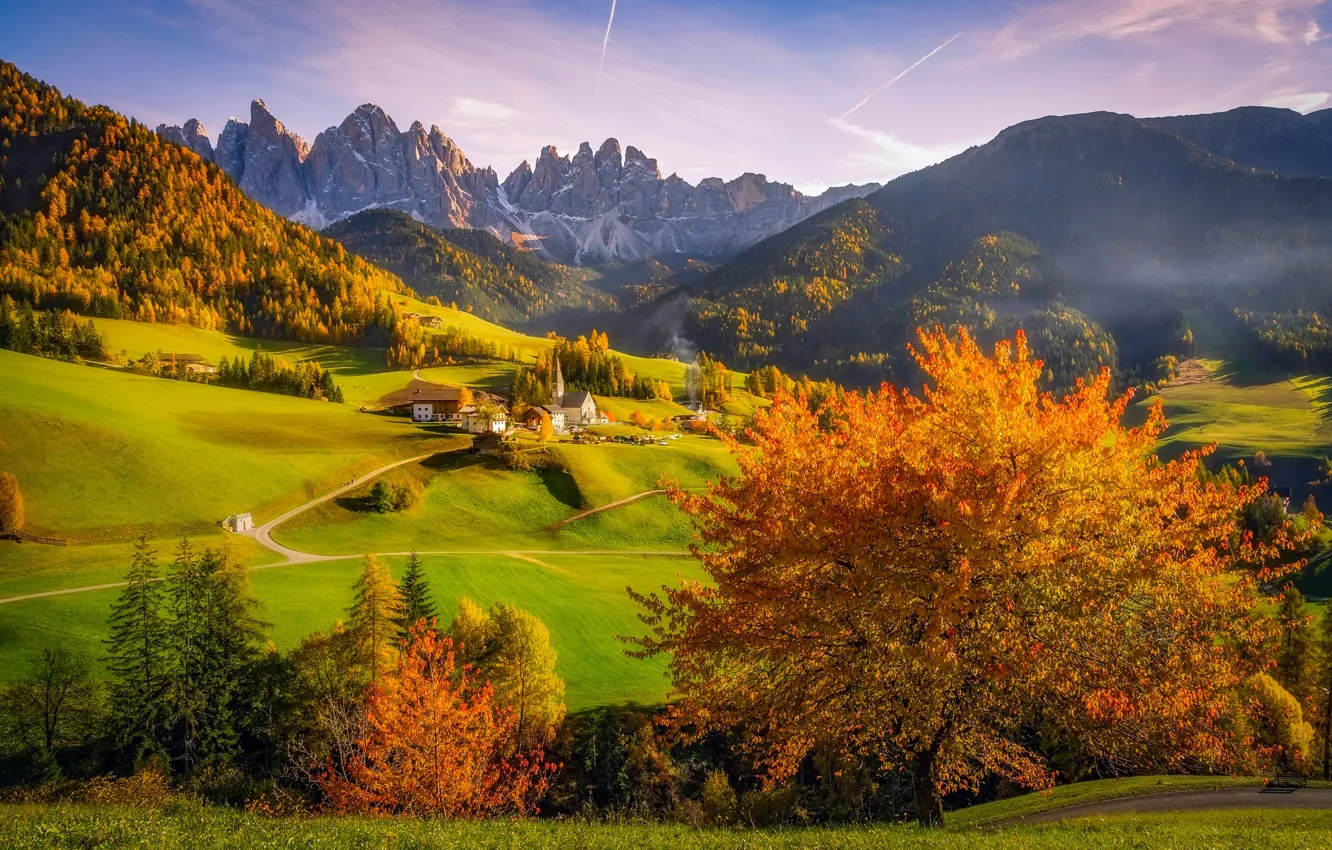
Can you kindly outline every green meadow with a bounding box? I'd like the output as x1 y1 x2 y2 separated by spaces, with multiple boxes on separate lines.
0 350 458 541
0 310 745 710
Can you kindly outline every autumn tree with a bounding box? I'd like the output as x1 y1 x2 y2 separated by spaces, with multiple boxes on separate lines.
286 623 367 786
448 599 567 751
457 386 475 408
347 556 403 682
397 551 438 642
319 623 551 817
632 327 1299 826
537 409 554 443
0 472 23 537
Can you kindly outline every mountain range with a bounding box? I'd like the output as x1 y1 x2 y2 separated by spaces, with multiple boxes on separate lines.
155 100 879 266
611 106 1332 388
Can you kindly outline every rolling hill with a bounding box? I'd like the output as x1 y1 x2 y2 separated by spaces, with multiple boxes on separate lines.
324 209 613 325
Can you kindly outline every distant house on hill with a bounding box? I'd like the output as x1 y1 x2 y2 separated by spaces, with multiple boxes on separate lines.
523 405 567 433
224 513 254 532
460 405 507 434
160 353 215 374
406 387 466 423
471 431 504 455
401 311 443 329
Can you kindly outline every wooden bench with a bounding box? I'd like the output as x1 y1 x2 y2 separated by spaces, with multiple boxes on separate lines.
1265 773 1307 792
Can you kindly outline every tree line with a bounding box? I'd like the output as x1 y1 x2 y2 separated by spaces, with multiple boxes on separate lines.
216 351 344 403
0 296 106 362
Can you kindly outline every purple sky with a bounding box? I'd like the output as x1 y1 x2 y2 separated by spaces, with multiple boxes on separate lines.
3 0 1329 194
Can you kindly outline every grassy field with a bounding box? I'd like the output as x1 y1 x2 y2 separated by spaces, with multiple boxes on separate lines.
0 351 459 540
0 547 696 708
2 803 1331 848
271 435 735 555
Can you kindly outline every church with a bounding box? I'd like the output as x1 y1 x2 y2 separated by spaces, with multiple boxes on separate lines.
548 359 602 428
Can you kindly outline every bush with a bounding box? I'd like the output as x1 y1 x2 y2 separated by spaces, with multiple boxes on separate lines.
368 475 423 513
740 784 809 827
699 769 737 826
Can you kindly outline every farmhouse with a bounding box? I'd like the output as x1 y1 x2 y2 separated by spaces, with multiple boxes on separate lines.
406 387 466 423
460 405 508 434
401 311 443 329
523 405 567 433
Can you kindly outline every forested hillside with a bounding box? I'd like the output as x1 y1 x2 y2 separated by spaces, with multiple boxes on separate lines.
0 62 409 343
632 111 1332 391
324 209 611 325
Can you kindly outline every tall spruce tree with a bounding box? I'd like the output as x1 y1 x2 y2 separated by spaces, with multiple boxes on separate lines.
1319 609 1332 780
1276 585 1318 706
164 540 266 774
397 550 438 641
105 536 168 760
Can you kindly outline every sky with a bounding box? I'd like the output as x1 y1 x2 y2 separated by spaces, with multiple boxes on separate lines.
1 0 1329 194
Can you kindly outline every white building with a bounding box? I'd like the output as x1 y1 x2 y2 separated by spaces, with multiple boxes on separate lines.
224 513 254 532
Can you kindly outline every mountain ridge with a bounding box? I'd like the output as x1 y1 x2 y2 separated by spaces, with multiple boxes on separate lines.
155 101 880 266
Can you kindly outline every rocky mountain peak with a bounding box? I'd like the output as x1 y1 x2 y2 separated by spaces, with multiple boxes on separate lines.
154 98 880 264
155 118 215 163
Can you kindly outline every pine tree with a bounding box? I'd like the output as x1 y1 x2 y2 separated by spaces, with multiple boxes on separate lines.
397 551 437 642
347 556 403 682
1319 608 1332 780
105 536 168 760
1276 585 1317 706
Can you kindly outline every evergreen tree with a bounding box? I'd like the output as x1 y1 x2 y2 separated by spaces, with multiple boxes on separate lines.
1319 608 1332 780
347 556 403 683
105 536 168 760
1276 585 1317 706
397 551 437 641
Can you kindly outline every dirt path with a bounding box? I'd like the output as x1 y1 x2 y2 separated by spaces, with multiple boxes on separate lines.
548 489 668 529
1001 787 1332 826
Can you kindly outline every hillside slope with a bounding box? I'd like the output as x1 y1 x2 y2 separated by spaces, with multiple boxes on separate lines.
635 111 1332 388
324 209 612 325
0 61 408 343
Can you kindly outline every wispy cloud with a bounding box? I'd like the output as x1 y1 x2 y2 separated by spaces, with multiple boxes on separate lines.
450 97 520 128
990 0 1325 59
1263 90 1331 111
829 118 980 175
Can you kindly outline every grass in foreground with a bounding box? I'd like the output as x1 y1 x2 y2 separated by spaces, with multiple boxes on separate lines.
2 803 1331 849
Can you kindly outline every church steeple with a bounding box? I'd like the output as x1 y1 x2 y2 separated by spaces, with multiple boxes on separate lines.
553 357 565 407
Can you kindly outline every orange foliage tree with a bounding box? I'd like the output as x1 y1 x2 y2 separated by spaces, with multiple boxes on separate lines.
319 623 551 818
631 328 1301 826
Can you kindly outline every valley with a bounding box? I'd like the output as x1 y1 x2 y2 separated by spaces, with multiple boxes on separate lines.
5 45 1332 839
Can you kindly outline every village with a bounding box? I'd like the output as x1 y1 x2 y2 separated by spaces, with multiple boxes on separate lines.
386 358 707 451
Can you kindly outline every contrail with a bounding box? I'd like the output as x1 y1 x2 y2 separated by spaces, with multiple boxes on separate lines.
594 0 618 105
840 32 962 120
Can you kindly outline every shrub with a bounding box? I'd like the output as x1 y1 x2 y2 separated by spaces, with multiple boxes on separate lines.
0 472 23 536
699 769 737 826
368 475 423 513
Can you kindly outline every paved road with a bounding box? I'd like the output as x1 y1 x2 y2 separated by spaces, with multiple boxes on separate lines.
1004 787 1332 826
242 453 435 563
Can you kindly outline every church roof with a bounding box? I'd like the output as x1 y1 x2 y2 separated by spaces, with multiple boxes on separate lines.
562 390 593 408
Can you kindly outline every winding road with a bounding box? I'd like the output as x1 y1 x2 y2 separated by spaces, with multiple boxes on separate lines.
0 453 689 605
